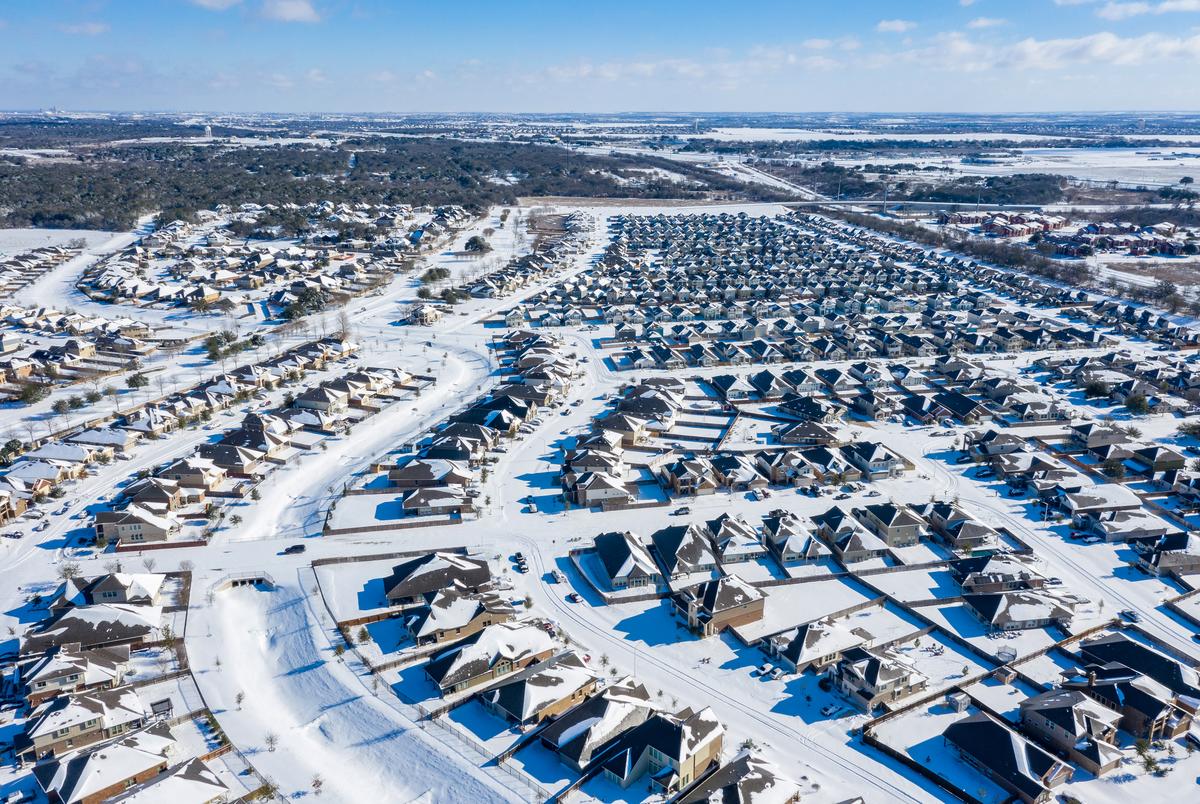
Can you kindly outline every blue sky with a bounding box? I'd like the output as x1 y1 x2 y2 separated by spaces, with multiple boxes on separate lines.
1 0 1199 112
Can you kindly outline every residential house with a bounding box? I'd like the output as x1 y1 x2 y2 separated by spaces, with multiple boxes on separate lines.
672 575 766 638
589 707 724 794
403 583 515 647
943 712 1072 803
480 651 599 726
19 687 148 763
832 646 928 712
538 676 656 772
962 591 1074 631
1018 690 1124 777
768 619 864 675
675 751 803 804
424 622 555 695
593 530 662 591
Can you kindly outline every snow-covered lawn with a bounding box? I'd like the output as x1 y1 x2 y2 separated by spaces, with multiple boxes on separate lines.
189 581 516 802
866 567 960 603
726 577 877 644
314 553 498 625
0 227 115 255
920 603 1062 659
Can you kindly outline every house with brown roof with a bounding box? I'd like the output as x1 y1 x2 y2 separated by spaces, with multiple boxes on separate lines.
383 552 491 607
1018 689 1124 777
424 622 555 695
479 651 599 726
403 583 515 646
672 575 765 638
19 687 148 764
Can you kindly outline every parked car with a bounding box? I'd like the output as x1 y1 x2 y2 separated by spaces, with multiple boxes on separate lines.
1118 609 1141 623
672 506 691 516
283 544 306 555
566 593 581 603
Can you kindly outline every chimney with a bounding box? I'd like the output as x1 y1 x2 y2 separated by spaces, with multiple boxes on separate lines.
1087 670 1097 688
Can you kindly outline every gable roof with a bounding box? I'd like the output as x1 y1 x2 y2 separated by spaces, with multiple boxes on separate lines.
383 552 490 601
944 711 1068 801
594 531 658 582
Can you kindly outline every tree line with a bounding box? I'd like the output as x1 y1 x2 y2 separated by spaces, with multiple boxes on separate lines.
0 132 780 232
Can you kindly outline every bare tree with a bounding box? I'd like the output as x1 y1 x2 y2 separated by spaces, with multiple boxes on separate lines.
57 561 82 581
311 774 324 797
264 732 278 752
142 557 157 573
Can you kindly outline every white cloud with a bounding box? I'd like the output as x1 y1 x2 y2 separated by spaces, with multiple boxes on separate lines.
189 0 243 9
799 55 839 71
263 72 295 89
1099 0 1200 17
967 16 1007 28
1098 2 1153 18
959 0 978 6
537 45 844 92
306 68 328 84
261 0 319 23
876 19 917 33
60 22 109 36
879 28 1200 72
207 71 240 90
802 37 859 51
1002 30 1200 68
